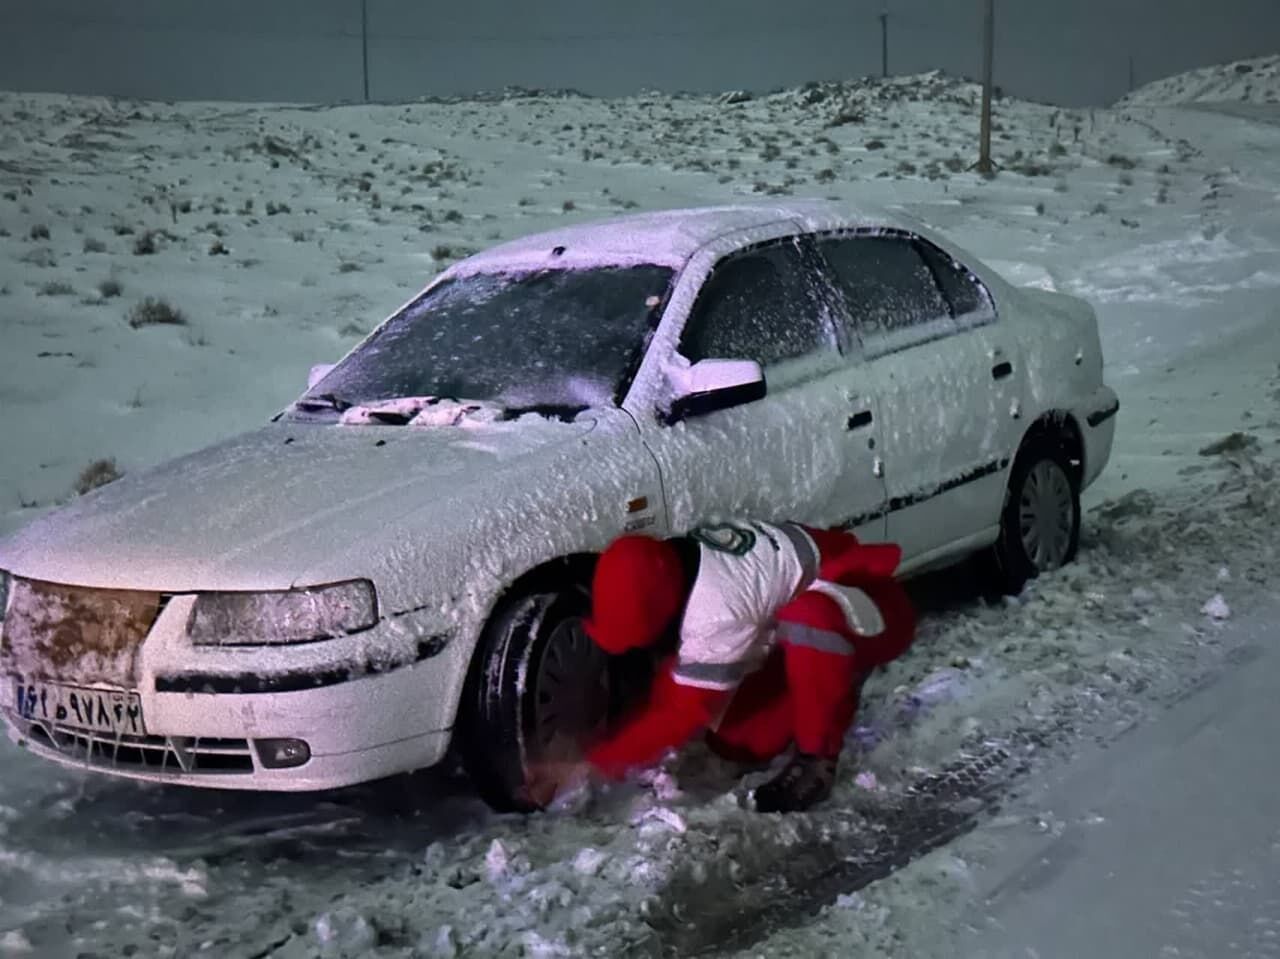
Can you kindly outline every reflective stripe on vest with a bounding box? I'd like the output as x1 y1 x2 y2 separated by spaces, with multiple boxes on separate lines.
807 581 887 637
776 620 857 656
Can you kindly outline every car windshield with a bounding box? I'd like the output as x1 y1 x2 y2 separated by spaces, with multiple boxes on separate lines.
294 264 673 420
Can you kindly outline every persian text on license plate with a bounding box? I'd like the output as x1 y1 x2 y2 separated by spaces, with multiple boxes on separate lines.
14 680 146 736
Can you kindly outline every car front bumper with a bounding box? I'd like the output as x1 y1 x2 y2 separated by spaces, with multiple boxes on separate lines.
1 660 455 791
0 592 464 790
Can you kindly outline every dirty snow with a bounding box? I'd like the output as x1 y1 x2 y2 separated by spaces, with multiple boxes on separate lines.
1 57 1280 956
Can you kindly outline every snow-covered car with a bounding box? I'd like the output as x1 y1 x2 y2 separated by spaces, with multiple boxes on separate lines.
0 200 1118 808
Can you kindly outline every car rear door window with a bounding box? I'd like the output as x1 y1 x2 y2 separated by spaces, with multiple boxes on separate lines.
817 234 956 354
915 239 996 325
680 240 838 372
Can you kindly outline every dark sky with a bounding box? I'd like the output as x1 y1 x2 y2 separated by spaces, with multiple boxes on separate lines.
0 0 1277 106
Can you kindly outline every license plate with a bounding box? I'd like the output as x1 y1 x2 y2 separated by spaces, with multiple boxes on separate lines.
13 680 146 736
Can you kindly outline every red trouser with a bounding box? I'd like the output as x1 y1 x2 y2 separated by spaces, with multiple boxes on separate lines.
707 577 915 761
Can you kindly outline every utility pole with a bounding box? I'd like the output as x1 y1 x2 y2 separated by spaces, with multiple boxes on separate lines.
976 0 994 174
361 0 370 102
879 9 889 79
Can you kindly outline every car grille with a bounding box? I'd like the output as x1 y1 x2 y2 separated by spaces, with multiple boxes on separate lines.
0 577 166 687
17 716 254 773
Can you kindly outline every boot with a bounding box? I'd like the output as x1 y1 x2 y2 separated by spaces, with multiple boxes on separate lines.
751 752 837 813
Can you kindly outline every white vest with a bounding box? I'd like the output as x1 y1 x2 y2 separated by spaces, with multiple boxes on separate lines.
670 520 819 691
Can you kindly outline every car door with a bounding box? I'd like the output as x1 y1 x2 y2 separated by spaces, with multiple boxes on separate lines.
812 230 1028 565
633 234 888 540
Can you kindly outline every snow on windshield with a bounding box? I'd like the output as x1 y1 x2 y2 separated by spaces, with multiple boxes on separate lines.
302 265 673 415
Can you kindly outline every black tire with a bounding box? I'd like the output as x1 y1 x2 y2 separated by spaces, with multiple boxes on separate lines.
985 434 1081 597
458 587 613 812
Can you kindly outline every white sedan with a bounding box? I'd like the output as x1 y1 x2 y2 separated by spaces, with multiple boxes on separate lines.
0 200 1118 809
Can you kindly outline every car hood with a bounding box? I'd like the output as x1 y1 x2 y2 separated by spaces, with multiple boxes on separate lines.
0 417 597 595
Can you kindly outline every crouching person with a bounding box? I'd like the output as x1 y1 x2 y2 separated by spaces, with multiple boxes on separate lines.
525 520 916 813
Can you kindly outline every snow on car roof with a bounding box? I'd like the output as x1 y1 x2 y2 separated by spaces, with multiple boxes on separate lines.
445 199 901 276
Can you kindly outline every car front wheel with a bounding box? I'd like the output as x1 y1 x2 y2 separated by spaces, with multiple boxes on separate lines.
458 587 614 811
987 435 1081 597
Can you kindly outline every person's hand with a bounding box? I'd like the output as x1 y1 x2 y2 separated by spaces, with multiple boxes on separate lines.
521 758 592 809
519 730 590 809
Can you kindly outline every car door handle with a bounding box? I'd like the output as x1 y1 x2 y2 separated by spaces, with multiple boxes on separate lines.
847 409 874 430
992 361 1013 380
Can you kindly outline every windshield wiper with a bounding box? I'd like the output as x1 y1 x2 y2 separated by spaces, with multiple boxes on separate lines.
501 403 589 422
294 392 354 413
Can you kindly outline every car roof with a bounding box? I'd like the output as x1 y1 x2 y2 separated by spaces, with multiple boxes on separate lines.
445 199 903 275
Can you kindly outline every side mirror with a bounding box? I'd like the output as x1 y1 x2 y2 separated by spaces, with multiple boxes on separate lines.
307 363 336 389
666 358 766 424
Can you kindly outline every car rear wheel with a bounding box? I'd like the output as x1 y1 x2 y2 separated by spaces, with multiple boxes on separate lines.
986 434 1081 597
458 587 614 812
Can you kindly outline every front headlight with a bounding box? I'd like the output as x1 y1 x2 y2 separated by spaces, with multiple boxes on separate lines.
189 579 378 646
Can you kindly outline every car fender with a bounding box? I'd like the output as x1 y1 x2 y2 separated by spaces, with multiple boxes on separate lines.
379 408 666 736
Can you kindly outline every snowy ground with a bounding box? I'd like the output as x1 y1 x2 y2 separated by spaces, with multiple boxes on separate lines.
1 60 1279 957
1118 54 1280 107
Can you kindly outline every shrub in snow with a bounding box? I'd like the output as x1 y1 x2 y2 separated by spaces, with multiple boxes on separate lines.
19 248 56 268
74 458 122 495
37 280 74 296
28 223 49 240
1198 431 1258 456
1012 160 1054 177
97 278 122 298
127 296 187 328
132 230 157 255
82 236 106 253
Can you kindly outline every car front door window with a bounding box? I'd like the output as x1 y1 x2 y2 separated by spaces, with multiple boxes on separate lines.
680 240 840 382
641 236 886 541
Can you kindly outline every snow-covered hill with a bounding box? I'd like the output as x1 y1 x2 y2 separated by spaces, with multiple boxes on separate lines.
1 60 1279 957
1118 54 1280 106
